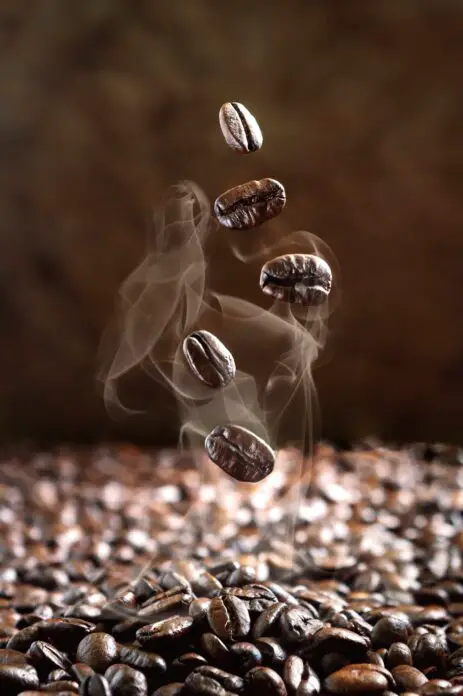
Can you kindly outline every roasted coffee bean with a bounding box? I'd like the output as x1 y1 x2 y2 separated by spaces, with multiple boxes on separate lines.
171 652 208 679
230 642 262 674
324 665 389 694
40 679 79 692
152 685 184 696
8 618 96 653
137 592 194 619
183 331 235 390
192 665 244 692
191 573 222 599
391 664 428 691
80 673 112 696
118 645 167 680
136 616 194 650
207 595 250 642
224 566 257 588
246 666 287 695
256 637 287 669
386 641 413 669
189 598 212 624
320 653 351 676
409 632 448 671
214 178 286 230
205 425 275 483
0 647 28 664
105 663 148 696
421 680 459 695
283 656 305 693
0 663 40 694
48 668 71 682
253 603 288 640
371 616 411 648
199 633 231 669
279 607 323 645
76 633 119 672
70 662 95 683
184 670 226 695
26 640 72 677
219 101 263 154
112 619 146 644
300 627 370 661
260 254 332 307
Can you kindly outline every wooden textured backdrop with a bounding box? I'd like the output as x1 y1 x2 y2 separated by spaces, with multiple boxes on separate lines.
0 0 461 445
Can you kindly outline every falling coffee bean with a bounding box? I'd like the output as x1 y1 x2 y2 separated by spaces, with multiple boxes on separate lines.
260 254 332 306
219 101 263 154
205 425 275 483
214 178 286 230
183 331 235 389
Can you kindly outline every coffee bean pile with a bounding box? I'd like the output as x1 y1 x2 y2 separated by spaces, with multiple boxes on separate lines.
1 442 463 694
180 103 334 483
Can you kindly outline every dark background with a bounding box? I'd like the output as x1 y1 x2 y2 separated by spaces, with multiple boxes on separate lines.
0 0 462 446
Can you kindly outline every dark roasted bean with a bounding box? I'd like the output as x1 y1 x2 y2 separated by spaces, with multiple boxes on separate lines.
253 603 287 640
48 668 71 682
192 665 244 692
136 616 194 650
391 664 428 691
184 670 226 694
207 594 250 642
385 641 413 669
8 618 96 653
76 633 119 672
409 632 448 671
260 254 332 307
80 673 112 696
219 101 263 154
191 573 222 599
171 652 208 679
40 679 79 692
199 633 231 669
256 637 287 670
205 425 275 483
279 606 323 645
183 331 235 390
26 640 72 678
118 645 166 680
371 616 411 648
152 685 184 696
70 662 95 683
324 664 389 694
105 663 148 696
214 178 286 230
246 666 287 695
283 656 305 693
230 642 262 674
137 592 194 619
0 662 40 694
301 627 370 660
0 648 28 664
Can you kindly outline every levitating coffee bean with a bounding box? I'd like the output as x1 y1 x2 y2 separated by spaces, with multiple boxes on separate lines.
246 666 288 696
207 595 250 642
214 178 286 230
136 615 194 650
0 662 40 694
105 663 148 696
324 665 389 694
205 425 275 483
219 102 263 154
76 632 119 672
260 254 332 307
80 674 112 696
183 331 235 389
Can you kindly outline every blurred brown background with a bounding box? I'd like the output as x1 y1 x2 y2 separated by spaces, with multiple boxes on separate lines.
0 0 462 446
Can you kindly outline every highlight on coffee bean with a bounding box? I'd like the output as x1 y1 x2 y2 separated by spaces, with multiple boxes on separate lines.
219 102 263 154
